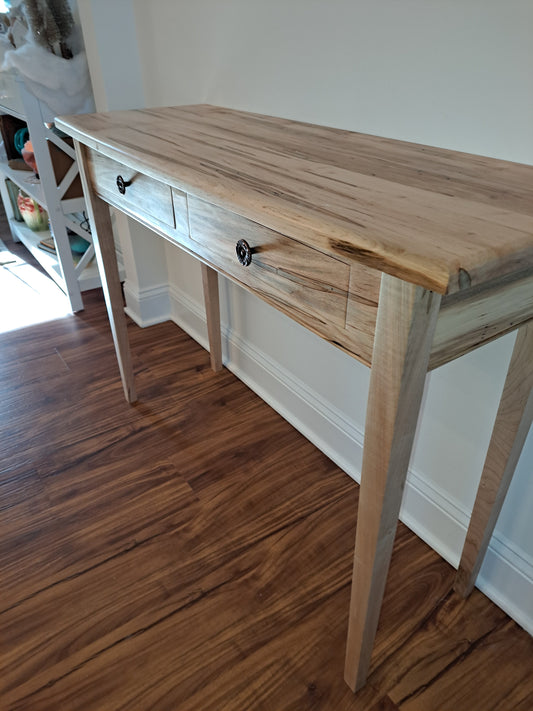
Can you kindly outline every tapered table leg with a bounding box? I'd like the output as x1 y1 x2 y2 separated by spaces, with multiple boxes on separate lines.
201 263 223 372
74 141 137 403
344 274 442 692
455 322 533 597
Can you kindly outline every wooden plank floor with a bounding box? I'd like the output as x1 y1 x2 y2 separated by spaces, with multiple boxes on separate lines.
1 236 533 710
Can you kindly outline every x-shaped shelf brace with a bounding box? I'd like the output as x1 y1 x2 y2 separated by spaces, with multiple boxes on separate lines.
46 125 95 276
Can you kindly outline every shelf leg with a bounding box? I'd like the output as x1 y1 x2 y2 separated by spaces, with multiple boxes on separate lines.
344 274 441 692
454 322 533 597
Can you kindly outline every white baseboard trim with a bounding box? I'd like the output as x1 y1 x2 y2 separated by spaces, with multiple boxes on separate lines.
123 281 171 327
156 283 533 635
401 469 533 634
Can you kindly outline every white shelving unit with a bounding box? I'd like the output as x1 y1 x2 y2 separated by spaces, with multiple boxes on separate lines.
8 219 102 292
0 71 120 311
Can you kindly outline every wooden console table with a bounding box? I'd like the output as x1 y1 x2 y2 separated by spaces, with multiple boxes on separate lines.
57 105 533 692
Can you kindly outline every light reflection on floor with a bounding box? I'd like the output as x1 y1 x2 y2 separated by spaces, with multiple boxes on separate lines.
0 240 71 333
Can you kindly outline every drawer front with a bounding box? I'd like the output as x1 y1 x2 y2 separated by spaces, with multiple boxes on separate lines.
189 197 350 331
86 148 175 228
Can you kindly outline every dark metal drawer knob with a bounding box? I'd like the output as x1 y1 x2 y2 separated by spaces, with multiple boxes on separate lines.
236 239 254 266
116 175 132 194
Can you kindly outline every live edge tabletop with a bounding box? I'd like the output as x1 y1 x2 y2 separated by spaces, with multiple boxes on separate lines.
56 105 533 692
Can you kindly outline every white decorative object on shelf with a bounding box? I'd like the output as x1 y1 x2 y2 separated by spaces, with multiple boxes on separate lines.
2 43 94 116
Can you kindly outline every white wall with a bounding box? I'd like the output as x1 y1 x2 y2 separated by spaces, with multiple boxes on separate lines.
80 0 533 632
77 0 171 321
134 0 533 163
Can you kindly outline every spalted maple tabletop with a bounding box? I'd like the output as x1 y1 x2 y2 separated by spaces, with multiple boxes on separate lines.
58 104 533 295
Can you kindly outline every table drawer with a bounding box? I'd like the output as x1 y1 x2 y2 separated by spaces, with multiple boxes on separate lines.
188 197 350 330
86 148 175 228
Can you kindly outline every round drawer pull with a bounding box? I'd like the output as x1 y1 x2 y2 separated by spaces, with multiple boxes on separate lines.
116 175 132 194
236 239 254 266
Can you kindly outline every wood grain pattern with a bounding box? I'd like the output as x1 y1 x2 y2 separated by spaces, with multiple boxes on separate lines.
57 105 533 295
187 196 379 365
455 321 533 596
430 271 533 369
189 196 350 328
86 146 175 228
1 284 532 711
67 105 533 370
344 275 442 691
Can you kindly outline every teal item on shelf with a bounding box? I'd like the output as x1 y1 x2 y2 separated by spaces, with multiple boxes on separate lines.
14 127 29 155
69 234 90 254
